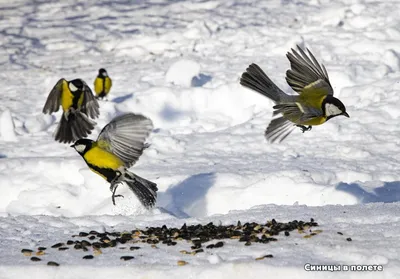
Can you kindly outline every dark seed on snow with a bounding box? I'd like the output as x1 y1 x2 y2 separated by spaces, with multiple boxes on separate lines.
74 243 83 250
81 240 91 247
130 246 141 250
51 243 64 248
245 241 251 246
67 240 74 245
346 238 352 241
284 231 290 236
83 255 94 259
120 256 134 261
89 236 96 240
89 230 98 235
38 247 47 251
337 232 343 235
30 257 41 262
79 232 89 237
58 247 69 251
47 261 60 266
214 241 224 248
206 244 215 249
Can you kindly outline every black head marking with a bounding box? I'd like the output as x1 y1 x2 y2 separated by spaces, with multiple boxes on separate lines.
71 138 94 155
322 95 349 121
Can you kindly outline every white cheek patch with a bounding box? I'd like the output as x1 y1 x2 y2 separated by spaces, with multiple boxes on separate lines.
102 72 108 77
74 144 86 153
325 103 342 117
69 82 78 92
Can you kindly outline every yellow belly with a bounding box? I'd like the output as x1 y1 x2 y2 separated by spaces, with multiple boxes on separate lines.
301 116 327 126
94 77 104 95
61 82 74 112
84 145 124 171
104 77 112 94
60 82 84 111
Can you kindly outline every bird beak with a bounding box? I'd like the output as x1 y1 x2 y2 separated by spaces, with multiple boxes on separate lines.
70 144 75 148
342 112 350 118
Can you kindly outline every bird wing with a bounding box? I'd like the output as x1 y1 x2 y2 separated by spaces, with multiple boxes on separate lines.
42 78 66 114
285 45 333 97
81 83 100 119
97 113 153 168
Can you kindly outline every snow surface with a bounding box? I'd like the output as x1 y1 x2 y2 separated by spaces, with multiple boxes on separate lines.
1 0 400 278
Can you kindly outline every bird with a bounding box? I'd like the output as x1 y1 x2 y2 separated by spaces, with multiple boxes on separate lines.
240 45 349 143
43 78 100 143
94 68 112 100
71 113 157 208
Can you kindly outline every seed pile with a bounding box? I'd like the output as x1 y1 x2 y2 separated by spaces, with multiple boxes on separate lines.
21 218 320 266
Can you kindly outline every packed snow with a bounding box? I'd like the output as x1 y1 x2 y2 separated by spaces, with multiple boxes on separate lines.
0 0 400 278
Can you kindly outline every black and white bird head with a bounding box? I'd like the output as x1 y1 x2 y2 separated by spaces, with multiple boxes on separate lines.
323 96 349 121
99 68 108 77
71 139 93 155
68 79 85 93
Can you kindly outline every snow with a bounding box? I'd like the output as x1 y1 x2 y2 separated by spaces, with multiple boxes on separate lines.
1 0 400 278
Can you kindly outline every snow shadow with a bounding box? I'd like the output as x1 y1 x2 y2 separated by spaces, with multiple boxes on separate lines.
162 172 216 218
336 181 400 203
111 93 133 103
160 104 186 121
191 74 212 87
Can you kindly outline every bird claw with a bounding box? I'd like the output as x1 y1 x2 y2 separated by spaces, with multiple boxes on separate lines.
110 183 124 206
296 125 312 133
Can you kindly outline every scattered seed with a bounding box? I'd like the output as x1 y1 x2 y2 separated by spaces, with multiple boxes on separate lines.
21 249 33 256
177 260 188 266
206 244 215 249
255 254 273 260
93 249 102 256
66 240 74 245
38 247 47 251
346 237 352 241
58 247 69 251
284 231 290 236
79 232 89 237
51 243 64 248
130 246 141 250
36 250 45 256
47 261 60 266
83 255 94 260
337 232 343 235
120 256 134 261
30 257 41 262
214 241 224 248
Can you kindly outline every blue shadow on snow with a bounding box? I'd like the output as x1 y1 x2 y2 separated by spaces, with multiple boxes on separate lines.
336 181 400 203
161 172 216 218
191 74 212 87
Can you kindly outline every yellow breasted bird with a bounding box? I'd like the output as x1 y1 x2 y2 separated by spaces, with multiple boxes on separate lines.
71 113 157 208
240 45 349 143
94 68 112 100
43 78 100 143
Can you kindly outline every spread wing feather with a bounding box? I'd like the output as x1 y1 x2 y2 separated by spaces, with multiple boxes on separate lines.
42 78 65 114
97 113 153 168
81 82 99 118
285 45 333 96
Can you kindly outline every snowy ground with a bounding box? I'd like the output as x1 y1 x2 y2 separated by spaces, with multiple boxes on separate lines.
1 0 400 278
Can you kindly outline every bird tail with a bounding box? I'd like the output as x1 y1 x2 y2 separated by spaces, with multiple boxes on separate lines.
240 63 286 103
121 171 158 209
55 111 96 143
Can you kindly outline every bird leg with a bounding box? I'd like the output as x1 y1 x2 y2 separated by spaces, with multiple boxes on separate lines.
296 125 312 133
110 183 124 206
